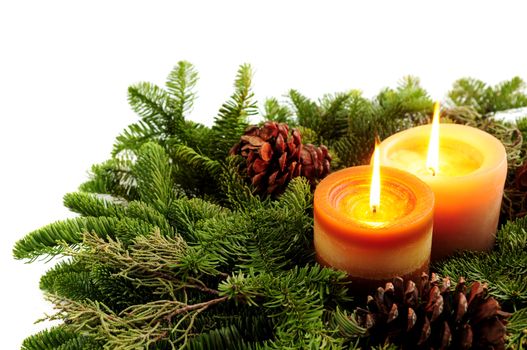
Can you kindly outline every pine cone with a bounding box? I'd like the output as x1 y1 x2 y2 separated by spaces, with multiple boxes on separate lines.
354 273 511 349
229 121 331 195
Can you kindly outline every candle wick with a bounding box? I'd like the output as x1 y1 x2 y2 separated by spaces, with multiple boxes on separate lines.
428 167 436 176
372 205 377 214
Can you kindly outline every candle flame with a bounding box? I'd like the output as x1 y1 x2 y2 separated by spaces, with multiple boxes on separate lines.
426 101 440 176
370 137 381 213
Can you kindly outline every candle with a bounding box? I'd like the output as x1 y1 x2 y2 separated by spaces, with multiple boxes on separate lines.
314 144 434 291
379 103 507 260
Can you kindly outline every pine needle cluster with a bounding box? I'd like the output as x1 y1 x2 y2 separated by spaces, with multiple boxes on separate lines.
14 62 527 349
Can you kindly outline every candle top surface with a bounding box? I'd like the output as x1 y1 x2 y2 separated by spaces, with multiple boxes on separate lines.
335 181 414 228
314 165 434 243
380 124 507 179
388 137 483 177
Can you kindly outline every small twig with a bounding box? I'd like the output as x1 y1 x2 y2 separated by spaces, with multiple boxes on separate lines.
218 272 230 279
165 296 228 322
187 283 220 295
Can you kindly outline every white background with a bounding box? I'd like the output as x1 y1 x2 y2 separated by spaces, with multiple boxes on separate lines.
1 1 526 348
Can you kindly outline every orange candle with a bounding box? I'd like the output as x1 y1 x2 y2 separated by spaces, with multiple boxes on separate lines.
314 145 434 291
379 103 507 260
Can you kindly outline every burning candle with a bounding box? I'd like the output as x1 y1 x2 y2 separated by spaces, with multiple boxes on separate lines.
314 142 434 291
379 102 507 260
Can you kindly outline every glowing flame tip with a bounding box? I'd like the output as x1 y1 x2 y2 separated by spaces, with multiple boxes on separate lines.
370 137 381 212
426 101 440 176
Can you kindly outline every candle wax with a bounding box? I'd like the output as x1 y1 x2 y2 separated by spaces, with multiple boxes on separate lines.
388 137 483 177
314 166 434 292
379 124 507 260
336 182 414 228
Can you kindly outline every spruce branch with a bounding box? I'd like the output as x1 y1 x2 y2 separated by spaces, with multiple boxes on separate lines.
191 305 277 346
12 217 137 260
66 191 174 236
113 120 161 157
40 259 152 312
217 155 263 211
89 265 154 311
211 64 257 160
329 91 376 167
373 75 432 135
127 81 173 129
168 143 221 198
184 324 261 350
189 178 315 274
288 84 431 168
166 197 230 242
239 195 314 272
329 307 367 340
13 216 156 261
134 142 176 213
437 216 527 308
178 119 215 152
277 176 313 212
170 143 220 176
115 61 200 157
317 92 352 141
492 77 527 112
218 266 350 312
262 97 295 125
165 61 199 125
69 230 220 298
289 89 320 135
506 307 527 348
376 75 432 120
218 266 350 348
63 192 127 218
40 260 102 303
125 200 173 235
192 214 251 270
21 326 102 350
449 77 488 112
45 293 229 350
79 159 138 200
449 76 527 115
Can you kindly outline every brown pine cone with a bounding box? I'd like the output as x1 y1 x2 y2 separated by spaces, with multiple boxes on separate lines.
354 273 511 349
300 143 331 186
230 121 331 196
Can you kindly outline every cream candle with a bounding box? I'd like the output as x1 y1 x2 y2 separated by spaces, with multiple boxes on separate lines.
314 144 434 292
379 103 507 260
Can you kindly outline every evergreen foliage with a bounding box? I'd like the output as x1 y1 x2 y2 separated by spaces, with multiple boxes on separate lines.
13 216 156 260
262 97 295 125
14 63 527 349
436 216 527 307
133 142 176 213
448 76 527 115
21 326 102 350
210 64 257 161
113 61 199 157
63 192 127 218
40 260 102 302
286 76 433 168
79 159 138 200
